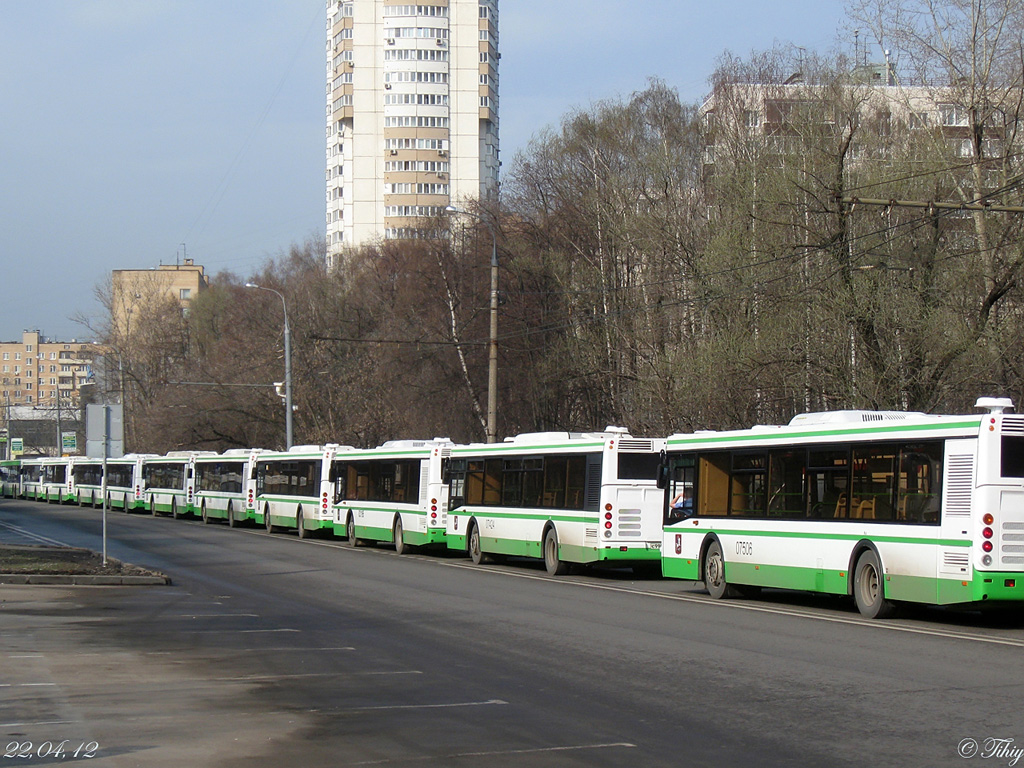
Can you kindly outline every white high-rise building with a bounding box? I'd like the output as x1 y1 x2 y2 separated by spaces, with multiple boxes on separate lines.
325 0 499 264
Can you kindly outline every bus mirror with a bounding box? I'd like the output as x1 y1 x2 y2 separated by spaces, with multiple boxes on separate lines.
656 461 669 490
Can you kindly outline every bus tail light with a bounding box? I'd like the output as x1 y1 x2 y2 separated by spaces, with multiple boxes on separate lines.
983 540 994 553
983 527 994 539
983 513 994 525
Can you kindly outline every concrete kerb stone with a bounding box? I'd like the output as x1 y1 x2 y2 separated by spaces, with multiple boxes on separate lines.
0 573 171 586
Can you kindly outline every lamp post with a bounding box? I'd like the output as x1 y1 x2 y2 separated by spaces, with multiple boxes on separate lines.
245 283 293 449
445 205 498 443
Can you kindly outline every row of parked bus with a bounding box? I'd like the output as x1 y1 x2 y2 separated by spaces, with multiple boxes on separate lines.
4 397 1024 619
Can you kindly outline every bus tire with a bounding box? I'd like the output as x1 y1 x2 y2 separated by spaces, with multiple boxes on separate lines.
853 549 896 619
346 513 365 547
468 522 485 565
201 502 210 524
265 504 276 533
543 527 570 576
393 516 411 555
704 540 738 599
227 501 236 528
171 498 179 519
297 506 307 539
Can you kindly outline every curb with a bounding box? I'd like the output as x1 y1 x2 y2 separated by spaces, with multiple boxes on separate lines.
0 574 172 586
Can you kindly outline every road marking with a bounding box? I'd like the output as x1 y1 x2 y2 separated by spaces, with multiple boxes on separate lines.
436 560 1024 648
0 720 76 728
0 520 71 547
237 628 300 634
351 741 637 765
212 671 420 682
345 698 507 713
0 683 57 688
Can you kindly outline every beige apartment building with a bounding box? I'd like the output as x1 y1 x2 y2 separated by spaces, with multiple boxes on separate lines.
325 0 500 266
111 260 209 337
0 331 93 409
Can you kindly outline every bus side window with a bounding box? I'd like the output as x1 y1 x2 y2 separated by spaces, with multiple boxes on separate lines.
665 455 696 523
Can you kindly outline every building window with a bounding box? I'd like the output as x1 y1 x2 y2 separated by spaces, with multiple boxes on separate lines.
180 288 192 300
940 104 969 127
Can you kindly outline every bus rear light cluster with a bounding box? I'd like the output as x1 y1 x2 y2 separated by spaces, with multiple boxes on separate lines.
248 489 254 507
134 485 141 498
321 492 329 511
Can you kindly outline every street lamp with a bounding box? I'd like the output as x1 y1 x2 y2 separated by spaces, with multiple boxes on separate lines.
445 205 499 443
245 283 293 449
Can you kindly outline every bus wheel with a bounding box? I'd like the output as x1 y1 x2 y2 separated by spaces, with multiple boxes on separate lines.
347 513 365 547
297 506 307 539
265 504 276 533
543 527 570 576
227 501 236 528
201 502 210 524
704 540 737 599
468 523 485 565
853 550 896 619
394 516 410 555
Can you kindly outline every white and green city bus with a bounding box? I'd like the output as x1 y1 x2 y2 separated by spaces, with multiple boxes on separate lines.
19 457 48 501
1 459 21 498
194 449 265 526
445 428 665 575
17 456 66 503
332 438 453 552
660 397 1024 617
69 457 104 506
143 452 211 518
250 445 340 537
37 457 74 503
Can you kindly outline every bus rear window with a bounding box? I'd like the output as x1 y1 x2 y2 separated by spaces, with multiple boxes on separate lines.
618 453 661 480
1002 436 1024 477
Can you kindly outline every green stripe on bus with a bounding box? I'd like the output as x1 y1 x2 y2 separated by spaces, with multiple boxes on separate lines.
667 418 982 448
452 441 606 455
664 525 970 548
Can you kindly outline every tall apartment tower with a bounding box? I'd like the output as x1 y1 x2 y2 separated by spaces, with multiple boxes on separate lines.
325 0 499 264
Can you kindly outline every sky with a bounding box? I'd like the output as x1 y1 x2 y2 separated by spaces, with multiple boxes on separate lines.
0 1 851 341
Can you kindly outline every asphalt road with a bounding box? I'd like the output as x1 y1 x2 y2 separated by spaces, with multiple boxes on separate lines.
2 498 1024 768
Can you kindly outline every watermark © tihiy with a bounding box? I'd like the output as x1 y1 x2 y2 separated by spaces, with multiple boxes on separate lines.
959 738 1024 766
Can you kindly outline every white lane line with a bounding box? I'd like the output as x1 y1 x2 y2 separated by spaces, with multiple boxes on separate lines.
173 614 260 618
0 520 71 547
239 646 356 653
236 628 300 634
347 698 507 713
0 683 57 688
352 741 637 765
212 671 421 682
0 720 76 728
436 560 1024 648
